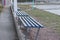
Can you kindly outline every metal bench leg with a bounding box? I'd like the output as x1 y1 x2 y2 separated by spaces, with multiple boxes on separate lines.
25 28 31 40
35 28 40 40
25 27 27 40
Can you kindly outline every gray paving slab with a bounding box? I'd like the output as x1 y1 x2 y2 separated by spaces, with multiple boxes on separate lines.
33 5 60 15
0 7 18 40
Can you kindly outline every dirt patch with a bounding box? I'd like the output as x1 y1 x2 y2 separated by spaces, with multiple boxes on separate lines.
38 28 60 40
21 28 60 40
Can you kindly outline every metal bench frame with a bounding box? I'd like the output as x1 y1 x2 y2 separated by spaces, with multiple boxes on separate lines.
16 11 44 40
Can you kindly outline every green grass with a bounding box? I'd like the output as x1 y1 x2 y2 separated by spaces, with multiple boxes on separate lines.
18 5 60 35
0 5 3 12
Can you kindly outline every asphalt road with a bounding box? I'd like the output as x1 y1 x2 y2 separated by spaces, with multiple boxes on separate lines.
0 7 18 40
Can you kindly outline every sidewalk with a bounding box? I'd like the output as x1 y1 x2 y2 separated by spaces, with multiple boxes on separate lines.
33 5 60 15
0 6 17 40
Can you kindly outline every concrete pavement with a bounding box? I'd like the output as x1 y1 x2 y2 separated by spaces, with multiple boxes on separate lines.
33 5 60 15
0 7 18 40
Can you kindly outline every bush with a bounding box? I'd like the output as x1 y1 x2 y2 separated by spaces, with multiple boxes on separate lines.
18 0 32 2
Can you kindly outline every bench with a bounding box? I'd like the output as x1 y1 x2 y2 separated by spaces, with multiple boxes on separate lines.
16 11 44 40
16 11 43 28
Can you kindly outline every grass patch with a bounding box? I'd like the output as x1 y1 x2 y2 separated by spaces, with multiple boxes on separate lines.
0 5 3 12
18 5 60 35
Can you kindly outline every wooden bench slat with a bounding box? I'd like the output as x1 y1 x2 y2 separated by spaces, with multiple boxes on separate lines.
16 11 28 16
27 17 39 27
21 17 31 27
25 17 35 27
30 17 43 28
20 17 27 27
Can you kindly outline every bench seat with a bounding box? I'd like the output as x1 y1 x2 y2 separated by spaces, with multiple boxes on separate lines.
16 11 43 28
19 16 43 28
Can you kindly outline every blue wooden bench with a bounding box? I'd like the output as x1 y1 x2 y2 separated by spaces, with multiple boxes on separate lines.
16 11 43 28
16 11 44 40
